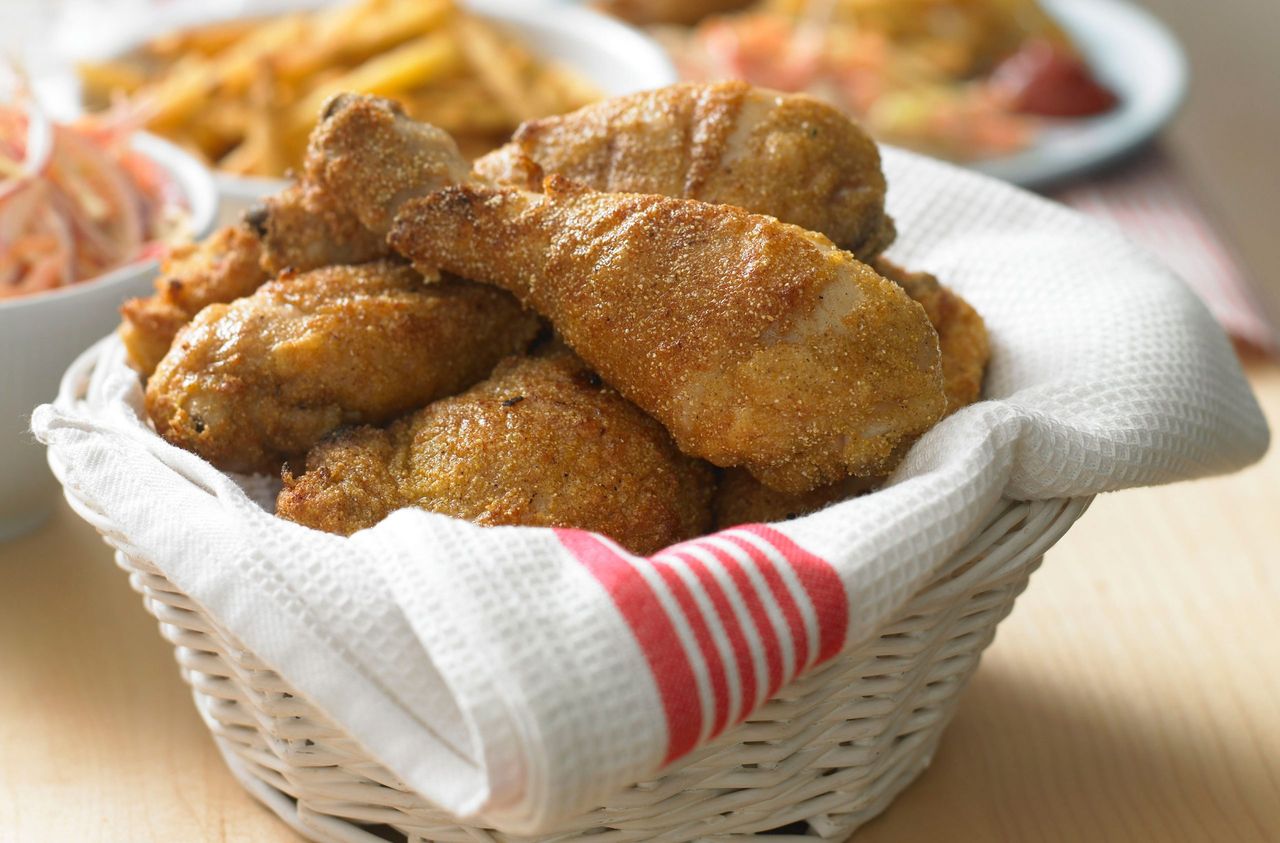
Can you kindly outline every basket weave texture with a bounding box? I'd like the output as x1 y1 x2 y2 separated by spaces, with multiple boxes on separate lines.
76 490 1087 843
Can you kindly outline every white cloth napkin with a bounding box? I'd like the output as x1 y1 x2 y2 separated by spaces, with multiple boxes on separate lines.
33 148 1269 833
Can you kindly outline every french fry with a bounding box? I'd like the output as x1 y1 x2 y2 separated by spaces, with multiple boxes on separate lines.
247 64 289 178
143 14 308 128
217 137 261 176
288 32 464 132
402 79 514 134
77 60 149 101
147 18 262 59
453 16 545 124
78 0 600 177
277 0 456 81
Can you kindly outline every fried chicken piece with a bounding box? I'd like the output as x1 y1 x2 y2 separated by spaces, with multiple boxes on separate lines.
277 352 715 554
473 81 896 259
308 88 894 259
305 93 942 491
713 263 989 524
146 261 541 475
121 175 390 377
713 468 881 528
872 258 990 413
385 175 943 493
246 178 391 275
304 93 472 237
119 225 268 375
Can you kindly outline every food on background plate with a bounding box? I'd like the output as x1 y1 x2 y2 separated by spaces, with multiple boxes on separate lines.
278 350 715 554
145 261 541 474
0 98 188 300
654 0 1118 161
595 0 754 26
128 81 989 548
77 0 601 177
473 80 895 259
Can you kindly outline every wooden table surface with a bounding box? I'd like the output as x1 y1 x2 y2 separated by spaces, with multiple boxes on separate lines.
1 362 1276 842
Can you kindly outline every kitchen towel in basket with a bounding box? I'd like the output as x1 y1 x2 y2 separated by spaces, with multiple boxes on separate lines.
34 148 1268 833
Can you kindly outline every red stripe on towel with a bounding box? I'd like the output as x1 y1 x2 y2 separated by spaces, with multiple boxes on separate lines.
675 549 758 728
702 544 786 705
739 525 849 665
721 534 811 672
556 529 701 762
650 558 732 740
557 525 847 764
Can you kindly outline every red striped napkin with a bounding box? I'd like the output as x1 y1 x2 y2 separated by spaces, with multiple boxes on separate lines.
1052 146 1278 354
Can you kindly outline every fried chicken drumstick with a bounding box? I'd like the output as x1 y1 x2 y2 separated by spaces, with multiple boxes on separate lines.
474 81 896 259
119 225 268 375
121 178 393 376
713 261 990 526
308 85 895 261
308 94 943 492
247 178 391 276
278 351 714 554
146 261 541 474
396 180 942 492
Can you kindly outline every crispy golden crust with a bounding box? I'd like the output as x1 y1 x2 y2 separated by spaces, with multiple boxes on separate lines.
250 179 390 275
715 263 990 525
277 352 715 554
872 258 990 413
473 81 895 259
713 468 881 528
119 225 267 375
304 93 471 236
145 261 541 474
389 177 944 493
922 285 989 413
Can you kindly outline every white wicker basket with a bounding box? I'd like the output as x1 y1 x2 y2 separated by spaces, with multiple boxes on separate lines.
64 460 1087 842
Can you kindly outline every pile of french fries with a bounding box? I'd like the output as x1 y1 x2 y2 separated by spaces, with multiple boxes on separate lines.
79 0 601 176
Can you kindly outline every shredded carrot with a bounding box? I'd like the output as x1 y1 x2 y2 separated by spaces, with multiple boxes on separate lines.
0 91 188 300
669 8 1078 161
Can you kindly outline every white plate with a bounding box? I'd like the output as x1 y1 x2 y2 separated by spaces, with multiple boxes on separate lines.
971 0 1187 187
37 0 677 215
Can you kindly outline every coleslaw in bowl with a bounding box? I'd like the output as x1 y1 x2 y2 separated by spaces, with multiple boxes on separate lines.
0 121 216 540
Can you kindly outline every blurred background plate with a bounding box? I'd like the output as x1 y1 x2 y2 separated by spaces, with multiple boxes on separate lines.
971 0 1187 187
35 0 677 217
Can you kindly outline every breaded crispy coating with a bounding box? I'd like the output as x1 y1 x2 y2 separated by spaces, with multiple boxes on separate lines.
873 258 990 413
304 93 471 236
247 178 390 275
145 261 541 474
119 225 267 375
388 176 944 493
474 81 896 259
713 263 990 526
305 94 941 492
277 352 715 554
713 468 881 528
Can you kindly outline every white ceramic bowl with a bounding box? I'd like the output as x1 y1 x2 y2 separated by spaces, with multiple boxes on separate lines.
43 0 677 219
0 132 217 540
